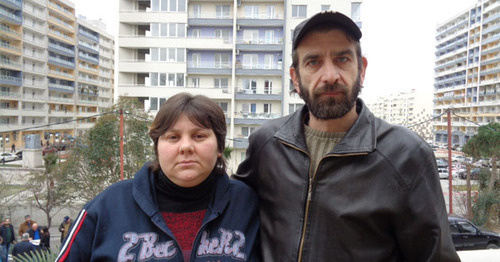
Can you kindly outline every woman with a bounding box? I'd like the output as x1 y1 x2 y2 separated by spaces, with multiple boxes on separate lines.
56 93 260 261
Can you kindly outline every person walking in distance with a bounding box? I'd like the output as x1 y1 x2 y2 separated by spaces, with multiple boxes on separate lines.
235 11 460 262
58 216 72 244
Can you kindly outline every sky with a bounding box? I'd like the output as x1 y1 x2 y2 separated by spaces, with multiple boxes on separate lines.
72 0 479 102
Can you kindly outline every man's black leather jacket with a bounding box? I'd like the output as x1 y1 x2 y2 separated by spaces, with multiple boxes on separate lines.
235 99 460 262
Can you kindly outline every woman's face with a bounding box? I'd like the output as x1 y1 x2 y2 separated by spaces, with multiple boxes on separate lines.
157 114 221 187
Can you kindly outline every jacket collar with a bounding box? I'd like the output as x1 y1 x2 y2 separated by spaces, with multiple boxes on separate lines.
132 163 231 219
275 98 376 155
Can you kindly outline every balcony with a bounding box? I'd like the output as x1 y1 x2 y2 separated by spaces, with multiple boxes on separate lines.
0 7 22 25
49 69 74 80
48 15 74 32
237 14 285 27
188 11 233 27
48 96 74 103
0 90 21 98
0 58 21 70
236 37 284 52
0 23 21 40
79 52 99 65
48 82 75 93
236 62 283 76
47 2 75 21
0 41 21 55
48 42 75 56
233 112 281 125
48 56 75 69
48 29 75 45
1 0 22 10
0 74 22 86
78 41 99 54
187 62 232 75
234 89 282 101
78 29 99 43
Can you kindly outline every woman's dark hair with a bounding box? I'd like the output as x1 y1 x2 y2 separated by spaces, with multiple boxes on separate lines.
149 93 227 175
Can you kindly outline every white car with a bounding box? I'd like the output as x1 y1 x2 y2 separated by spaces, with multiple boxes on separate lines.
0 152 18 162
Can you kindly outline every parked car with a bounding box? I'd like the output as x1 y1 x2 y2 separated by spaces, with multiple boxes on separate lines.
15 150 22 160
458 168 482 180
438 167 449 179
42 146 58 156
452 155 465 162
0 152 18 162
449 215 500 250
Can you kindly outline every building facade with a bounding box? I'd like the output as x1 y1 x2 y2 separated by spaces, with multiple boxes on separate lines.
433 0 499 146
366 89 434 141
118 0 363 171
0 0 114 151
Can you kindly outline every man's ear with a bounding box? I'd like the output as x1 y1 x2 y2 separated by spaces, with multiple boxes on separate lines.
359 57 368 85
290 67 301 94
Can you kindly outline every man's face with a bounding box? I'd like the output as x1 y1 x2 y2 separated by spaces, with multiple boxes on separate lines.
26 216 31 222
291 29 367 120
32 223 38 230
5 219 10 225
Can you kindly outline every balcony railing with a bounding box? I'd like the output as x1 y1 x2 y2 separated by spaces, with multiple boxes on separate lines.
49 82 74 91
0 8 22 23
237 37 283 45
0 91 21 98
0 58 21 68
49 42 74 54
0 74 22 84
0 41 21 52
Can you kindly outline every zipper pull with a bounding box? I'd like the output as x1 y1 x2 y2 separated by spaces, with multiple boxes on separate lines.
307 188 312 202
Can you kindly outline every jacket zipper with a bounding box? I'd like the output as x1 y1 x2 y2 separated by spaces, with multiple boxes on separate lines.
281 139 369 261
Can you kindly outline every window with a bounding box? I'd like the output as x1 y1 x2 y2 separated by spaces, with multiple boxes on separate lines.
458 222 477 234
150 97 158 110
351 2 361 22
159 98 166 106
266 5 275 19
214 53 230 68
264 104 271 114
292 5 306 18
245 5 259 19
191 77 200 88
214 78 228 89
242 79 257 93
161 0 167 11
264 30 274 44
264 54 274 69
218 102 228 114
250 103 256 113
243 30 259 44
192 5 201 18
191 53 201 68
264 80 272 94
321 5 330 11
216 5 230 19
215 29 231 42
242 54 258 69
242 126 256 138
289 103 303 113
191 29 200 38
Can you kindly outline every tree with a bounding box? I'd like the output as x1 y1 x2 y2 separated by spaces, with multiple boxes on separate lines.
462 122 499 227
60 98 153 202
25 153 74 228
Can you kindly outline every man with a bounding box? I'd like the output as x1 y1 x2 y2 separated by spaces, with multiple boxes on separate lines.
235 11 460 261
27 223 41 242
18 215 35 237
11 233 35 260
0 218 16 262
58 216 72 243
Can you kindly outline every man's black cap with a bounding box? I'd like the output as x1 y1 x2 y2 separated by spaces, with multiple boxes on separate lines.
292 11 362 50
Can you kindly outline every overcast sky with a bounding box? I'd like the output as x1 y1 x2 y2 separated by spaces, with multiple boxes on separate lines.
72 0 479 102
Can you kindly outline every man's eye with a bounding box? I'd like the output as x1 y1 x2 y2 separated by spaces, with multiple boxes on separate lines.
337 57 348 63
308 60 319 66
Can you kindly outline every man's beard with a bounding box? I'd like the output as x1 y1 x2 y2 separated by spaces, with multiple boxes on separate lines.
297 74 362 120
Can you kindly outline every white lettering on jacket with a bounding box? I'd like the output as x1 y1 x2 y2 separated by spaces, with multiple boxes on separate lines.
196 228 246 260
118 232 177 262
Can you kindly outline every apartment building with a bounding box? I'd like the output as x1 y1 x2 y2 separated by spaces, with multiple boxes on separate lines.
366 89 434 141
0 0 114 151
433 0 499 146
118 0 362 170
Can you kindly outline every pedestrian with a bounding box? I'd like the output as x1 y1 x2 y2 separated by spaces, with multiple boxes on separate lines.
27 223 41 242
39 226 51 253
58 216 72 243
235 11 460 261
56 93 259 261
0 218 16 262
18 215 36 237
10 144 15 153
11 233 35 260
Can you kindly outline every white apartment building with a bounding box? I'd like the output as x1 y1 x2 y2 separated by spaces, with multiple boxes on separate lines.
0 0 115 150
433 0 499 146
366 89 434 141
117 0 363 171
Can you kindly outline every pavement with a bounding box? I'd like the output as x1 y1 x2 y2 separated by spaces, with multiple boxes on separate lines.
457 249 500 261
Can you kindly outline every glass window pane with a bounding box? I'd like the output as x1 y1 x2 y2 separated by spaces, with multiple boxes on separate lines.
168 48 175 61
151 0 159 11
178 0 186 12
161 23 168 36
177 48 185 62
177 24 185 37
160 73 166 86
160 48 167 61
170 0 177 11
161 0 167 11
151 23 159 36
150 73 158 86
169 23 176 36
150 97 158 110
150 48 159 61
168 73 175 86
176 73 184 86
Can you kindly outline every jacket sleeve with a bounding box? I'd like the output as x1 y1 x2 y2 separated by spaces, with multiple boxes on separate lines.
395 149 460 262
233 132 262 190
55 208 94 262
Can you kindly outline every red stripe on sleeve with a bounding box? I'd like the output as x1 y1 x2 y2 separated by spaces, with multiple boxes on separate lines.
57 211 88 262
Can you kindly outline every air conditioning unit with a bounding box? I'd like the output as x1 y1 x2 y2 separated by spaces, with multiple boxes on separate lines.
236 25 241 30
235 49 240 55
